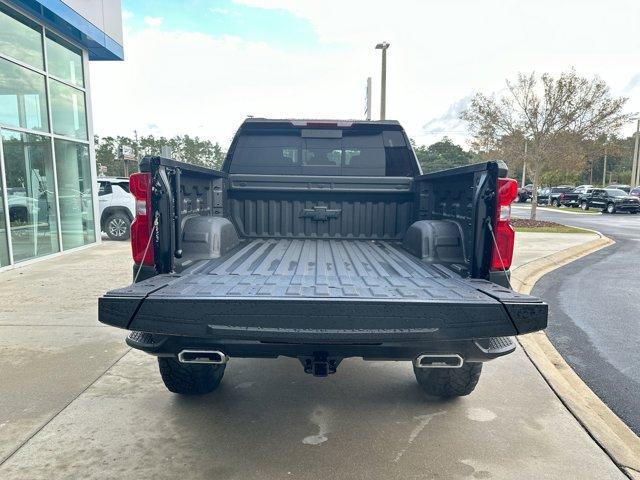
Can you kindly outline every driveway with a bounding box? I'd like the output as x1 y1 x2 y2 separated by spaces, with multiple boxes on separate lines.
0 237 626 479
513 205 640 434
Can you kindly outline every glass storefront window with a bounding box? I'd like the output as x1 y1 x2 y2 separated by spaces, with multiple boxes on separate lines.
2 130 59 262
54 139 95 249
46 33 84 87
0 5 43 69
50 80 87 140
0 57 49 132
0 158 9 266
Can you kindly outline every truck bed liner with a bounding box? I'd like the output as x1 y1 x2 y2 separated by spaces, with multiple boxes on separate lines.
156 238 484 302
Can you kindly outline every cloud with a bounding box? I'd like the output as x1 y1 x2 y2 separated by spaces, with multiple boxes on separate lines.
209 7 231 15
413 96 474 147
90 28 370 145
143 16 163 27
624 73 640 93
91 1 640 146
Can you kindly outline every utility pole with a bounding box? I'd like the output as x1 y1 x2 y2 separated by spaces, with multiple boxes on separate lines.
521 141 527 187
602 143 607 187
375 42 390 120
365 77 372 120
631 119 640 187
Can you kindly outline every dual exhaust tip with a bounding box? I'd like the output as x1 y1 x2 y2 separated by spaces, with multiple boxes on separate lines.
176 350 462 369
414 354 463 369
177 349 228 365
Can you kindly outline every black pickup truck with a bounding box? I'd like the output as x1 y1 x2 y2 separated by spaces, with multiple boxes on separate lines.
99 119 547 397
558 185 593 207
579 188 640 213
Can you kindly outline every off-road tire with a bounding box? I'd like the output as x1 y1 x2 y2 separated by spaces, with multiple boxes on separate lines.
413 362 482 398
158 357 225 395
105 213 131 240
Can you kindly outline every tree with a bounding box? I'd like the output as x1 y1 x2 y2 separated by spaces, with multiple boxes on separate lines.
94 134 227 176
94 135 122 176
414 137 476 173
461 70 633 218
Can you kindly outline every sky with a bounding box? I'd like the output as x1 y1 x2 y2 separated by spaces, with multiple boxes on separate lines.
90 0 640 148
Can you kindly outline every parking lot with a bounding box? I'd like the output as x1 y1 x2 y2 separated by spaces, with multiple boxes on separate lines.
0 234 627 480
513 204 640 435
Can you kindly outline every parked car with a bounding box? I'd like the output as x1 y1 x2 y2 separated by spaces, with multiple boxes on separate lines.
537 186 575 206
558 185 593 207
630 186 640 198
98 177 135 240
517 183 534 202
606 184 631 193
99 118 548 398
579 188 640 213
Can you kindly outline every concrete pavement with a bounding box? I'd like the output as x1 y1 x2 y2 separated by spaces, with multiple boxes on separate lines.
0 242 131 462
0 234 627 479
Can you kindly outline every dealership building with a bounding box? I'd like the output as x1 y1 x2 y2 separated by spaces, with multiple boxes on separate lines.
0 0 123 270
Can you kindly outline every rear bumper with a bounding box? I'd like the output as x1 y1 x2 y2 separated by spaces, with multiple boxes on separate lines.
99 277 547 356
126 330 517 362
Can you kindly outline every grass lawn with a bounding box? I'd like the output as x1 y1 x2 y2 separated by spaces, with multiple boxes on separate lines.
511 218 590 234
514 225 588 234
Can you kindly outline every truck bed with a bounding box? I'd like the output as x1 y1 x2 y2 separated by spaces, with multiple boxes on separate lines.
100 238 546 344
156 238 483 300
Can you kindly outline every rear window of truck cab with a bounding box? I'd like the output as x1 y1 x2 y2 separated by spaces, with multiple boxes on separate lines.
228 129 416 176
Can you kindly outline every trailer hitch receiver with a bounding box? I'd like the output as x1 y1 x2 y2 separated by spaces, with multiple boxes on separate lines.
299 352 342 377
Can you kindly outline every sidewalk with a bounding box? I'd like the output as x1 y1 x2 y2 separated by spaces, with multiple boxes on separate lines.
0 233 627 480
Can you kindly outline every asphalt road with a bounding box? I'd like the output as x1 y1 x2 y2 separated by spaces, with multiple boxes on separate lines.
513 205 640 435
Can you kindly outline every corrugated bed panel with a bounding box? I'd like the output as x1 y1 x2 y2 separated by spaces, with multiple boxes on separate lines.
229 197 414 239
153 239 488 302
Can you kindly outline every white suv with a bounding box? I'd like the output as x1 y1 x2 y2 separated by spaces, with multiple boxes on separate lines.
98 177 135 240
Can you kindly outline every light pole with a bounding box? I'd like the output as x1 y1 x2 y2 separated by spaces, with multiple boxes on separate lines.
375 42 390 120
522 141 527 187
602 142 608 187
631 118 640 187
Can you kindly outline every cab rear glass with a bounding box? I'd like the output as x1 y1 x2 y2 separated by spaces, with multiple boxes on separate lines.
229 130 415 176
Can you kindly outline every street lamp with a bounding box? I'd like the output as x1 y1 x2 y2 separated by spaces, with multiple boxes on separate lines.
375 42 390 120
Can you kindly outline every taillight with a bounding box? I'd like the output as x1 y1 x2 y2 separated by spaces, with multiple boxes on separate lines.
490 178 518 271
129 172 154 266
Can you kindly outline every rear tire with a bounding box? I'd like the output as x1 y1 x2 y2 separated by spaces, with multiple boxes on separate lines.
581 201 589 211
105 213 131 240
606 203 615 214
158 357 226 395
551 199 560 207
413 362 482 398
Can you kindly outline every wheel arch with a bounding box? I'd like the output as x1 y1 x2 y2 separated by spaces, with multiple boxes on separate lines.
100 206 133 230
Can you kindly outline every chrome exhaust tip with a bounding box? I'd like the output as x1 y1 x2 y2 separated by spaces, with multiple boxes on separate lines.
177 350 228 365
414 354 463 369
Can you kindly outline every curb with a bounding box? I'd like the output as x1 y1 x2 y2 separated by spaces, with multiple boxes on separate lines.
512 233 640 479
